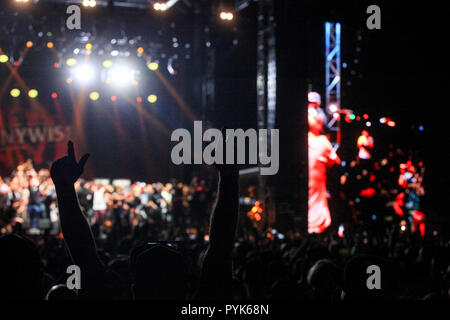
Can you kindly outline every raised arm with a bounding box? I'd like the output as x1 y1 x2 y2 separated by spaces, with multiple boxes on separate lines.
195 164 239 299
50 142 104 294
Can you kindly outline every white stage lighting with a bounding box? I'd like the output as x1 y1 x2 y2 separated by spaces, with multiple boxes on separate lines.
108 65 135 86
72 64 95 84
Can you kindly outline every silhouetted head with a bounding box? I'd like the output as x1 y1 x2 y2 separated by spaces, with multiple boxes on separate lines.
307 259 342 299
0 234 43 299
45 284 78 300
130 244 188 299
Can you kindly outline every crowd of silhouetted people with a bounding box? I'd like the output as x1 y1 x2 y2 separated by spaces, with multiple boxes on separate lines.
0 142 449 300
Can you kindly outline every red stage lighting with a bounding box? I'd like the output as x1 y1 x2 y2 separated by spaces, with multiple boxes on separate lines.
387 120 396 127
51 93 58 99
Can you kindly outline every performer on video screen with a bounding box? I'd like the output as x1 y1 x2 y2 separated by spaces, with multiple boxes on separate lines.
307 92 341 234
357 130 374 160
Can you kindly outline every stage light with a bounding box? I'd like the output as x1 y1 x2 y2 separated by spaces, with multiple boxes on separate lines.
418 125 424 131
137 47 144 54
85 43 93 51
89 91 100 101
72 64 95 83
51 92 58 99
137 97 142 103
363 113 369 119
53 62 59 68
82 0 96 7
10 88 21 98
66 58 77 66
148 62 159 71
47 42 54 49
66 78 72 84
349 113 356 120
379 117 386 124
220 11 234 21
108 65 135 86
102 60 113 68
26 41 33 48
366 121 372 127
387 120 396 127
147 94 157 103
329 103 338 113
133 80 139 86
0 54 8 63
111 96 117 102
28 89 38 98
154 2 167 11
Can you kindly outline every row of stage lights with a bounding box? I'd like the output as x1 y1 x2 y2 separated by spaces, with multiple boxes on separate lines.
1 42 160 87
326 102 397 128
8 87 158 104
14 0 234 21
331 108 424 131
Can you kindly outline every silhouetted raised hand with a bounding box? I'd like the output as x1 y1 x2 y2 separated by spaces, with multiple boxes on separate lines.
51 141 106 299
195 127 240 299
51 141 89 187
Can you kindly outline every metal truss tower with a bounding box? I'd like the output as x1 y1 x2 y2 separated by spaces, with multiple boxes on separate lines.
324 22 341 147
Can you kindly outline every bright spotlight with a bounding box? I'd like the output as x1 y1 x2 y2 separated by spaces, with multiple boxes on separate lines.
154 2 167 11
147 94 157 103
85 43 93 51
72 64 95 83
329 103 338 113
28 89 38 98
82 0 96 7
148 62 159 71
26 41 33 48
103 60 113 68
108 65 135 86
10 88 21 98
66 58 77 66
220 11 234 21
0 54 8 63
89 91 100 101
47 42 54 49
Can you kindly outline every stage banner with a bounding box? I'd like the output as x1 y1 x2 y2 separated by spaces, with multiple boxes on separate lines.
0 103 71 175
